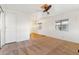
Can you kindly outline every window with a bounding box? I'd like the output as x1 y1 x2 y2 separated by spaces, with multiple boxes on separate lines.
55 19 69 31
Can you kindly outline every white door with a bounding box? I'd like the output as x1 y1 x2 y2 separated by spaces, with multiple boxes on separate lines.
0 12 5 47
0 12 1 48
5 12 17 43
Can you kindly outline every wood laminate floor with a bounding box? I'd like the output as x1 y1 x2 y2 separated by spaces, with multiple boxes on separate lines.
0 41 29 55
0 34 79 55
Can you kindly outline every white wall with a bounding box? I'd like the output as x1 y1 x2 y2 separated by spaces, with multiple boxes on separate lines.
50 10 79 43
37 10 79 43
36 16 51 35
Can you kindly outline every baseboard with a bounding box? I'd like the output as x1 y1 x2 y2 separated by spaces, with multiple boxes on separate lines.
1 42 17 48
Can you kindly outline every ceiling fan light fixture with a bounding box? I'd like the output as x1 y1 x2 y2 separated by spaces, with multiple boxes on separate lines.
41 4 52 14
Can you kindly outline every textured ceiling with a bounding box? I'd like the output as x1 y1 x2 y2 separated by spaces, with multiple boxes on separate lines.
1 4 79 15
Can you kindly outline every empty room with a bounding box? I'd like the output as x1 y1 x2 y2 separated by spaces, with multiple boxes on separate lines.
0 4 79 55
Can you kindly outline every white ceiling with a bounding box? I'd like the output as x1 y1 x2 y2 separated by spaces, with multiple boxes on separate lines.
1 4 79 15
53 4 79 15
1 4 41 13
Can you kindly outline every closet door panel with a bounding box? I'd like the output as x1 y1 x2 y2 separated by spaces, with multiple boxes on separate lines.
5 13 17 43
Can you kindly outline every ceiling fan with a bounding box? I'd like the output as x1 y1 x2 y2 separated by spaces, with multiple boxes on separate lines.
41 4 52 14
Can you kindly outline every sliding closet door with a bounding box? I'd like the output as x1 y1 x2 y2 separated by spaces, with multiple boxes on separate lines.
5 12 17 43
17 13 30 42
